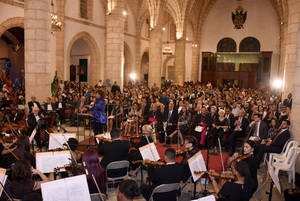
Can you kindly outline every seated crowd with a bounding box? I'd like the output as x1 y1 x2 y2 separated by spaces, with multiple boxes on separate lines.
0 78 295 201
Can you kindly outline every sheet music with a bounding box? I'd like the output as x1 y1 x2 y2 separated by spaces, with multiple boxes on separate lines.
188 151 207 182
36 151 71 173
191 195 216 201
41 175 91 201
65 175 91 201
48 133 76 150
41 179 68 201
0 168 7 197
139 143 160 161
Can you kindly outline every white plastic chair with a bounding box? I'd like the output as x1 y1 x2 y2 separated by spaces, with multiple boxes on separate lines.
269 140 299 166
273 147 300 184
149 183 181 201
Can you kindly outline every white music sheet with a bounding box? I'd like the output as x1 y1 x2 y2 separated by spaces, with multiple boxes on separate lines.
188 151 207 182
41 175 91 201
139 143 160 161
48 133 76 150
36 151 71 173
191 195 216 201
0 168 7 197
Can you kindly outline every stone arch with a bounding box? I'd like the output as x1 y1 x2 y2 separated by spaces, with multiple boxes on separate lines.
66 31 101 85
0 17 24 37
163 55 175 78
239 37 261 52
140 49 149 82
217 37 237 52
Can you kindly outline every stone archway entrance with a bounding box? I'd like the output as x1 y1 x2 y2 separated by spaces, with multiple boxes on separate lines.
66 32 101 85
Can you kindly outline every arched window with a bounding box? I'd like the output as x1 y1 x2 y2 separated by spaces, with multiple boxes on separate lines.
217 38 237 52
239 37 260 52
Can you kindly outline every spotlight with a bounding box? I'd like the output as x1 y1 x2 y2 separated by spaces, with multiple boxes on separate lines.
129 73 137 80
273 79 283 89
162 27 166 31
122 11 127 16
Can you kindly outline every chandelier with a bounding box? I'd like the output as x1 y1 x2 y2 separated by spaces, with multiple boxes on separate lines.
51 14 62 32
163 43 173 55
51 0 63 32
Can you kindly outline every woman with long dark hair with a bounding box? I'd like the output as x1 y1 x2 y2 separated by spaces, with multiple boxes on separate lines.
82 150 107 194
0 136 34 169
211 161 256 201
10 159 49 199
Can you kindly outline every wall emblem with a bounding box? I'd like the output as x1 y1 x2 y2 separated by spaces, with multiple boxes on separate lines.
232 6 247 29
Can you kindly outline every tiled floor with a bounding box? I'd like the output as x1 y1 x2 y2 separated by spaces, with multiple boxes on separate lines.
61 125 290 201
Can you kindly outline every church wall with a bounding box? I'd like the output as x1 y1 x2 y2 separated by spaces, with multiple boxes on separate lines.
63 19 105 82
0 39 9 58
0 2 24 25
200 0 280 85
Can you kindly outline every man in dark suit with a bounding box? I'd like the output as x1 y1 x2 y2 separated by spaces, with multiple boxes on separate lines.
227 109 249 154
164 100 178 143
27 106 46 148
249 113 268 142
27 96 42 113
98 128 130 177
141 148 184 201
259 119 291 153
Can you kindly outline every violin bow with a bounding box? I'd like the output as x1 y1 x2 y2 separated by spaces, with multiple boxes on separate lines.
217 138 225 172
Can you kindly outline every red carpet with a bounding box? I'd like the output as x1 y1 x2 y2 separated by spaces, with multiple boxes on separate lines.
79 138 228 172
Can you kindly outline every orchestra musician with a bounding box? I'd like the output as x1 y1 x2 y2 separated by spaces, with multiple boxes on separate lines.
0 135 35 169
140 148 184 201
128 125 153 176
27 96 42 113
227 140 264 194
91 91 107 135
181 136 199 182
55 96 66 124
27 106 45 148
108 99 123 132
82 149 107 194
10 160 50 199
98 128 129 177
123 102 141 136
210 161 256 201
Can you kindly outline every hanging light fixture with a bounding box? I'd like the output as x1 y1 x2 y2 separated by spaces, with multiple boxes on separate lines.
163 15 173 56
51 0 63 32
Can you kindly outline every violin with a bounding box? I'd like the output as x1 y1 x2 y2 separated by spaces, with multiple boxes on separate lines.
54 163 84 174
234 154 251 163
132 160 166 167
194 171 237 181
175 149 189 156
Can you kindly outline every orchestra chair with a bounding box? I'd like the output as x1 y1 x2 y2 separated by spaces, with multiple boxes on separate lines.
90 193 107 201
106 160 130 193
273 147 300 185
149 183 181 201
269 140 299 167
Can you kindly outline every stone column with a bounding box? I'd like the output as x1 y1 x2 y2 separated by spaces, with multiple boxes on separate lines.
149 27 162 88
55 0 65 80
282 0 300 98
105 0 125 89
25 0 52 103
174 38 186 84
191 43 200 82
135 35 141 82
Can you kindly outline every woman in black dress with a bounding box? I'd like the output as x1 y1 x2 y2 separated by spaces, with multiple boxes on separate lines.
227 140 264 194
211 161 256 201
211 109 228 152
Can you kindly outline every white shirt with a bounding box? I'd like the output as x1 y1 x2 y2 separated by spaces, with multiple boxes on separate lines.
255 121 261 137
58 102 62 109
47 104 53 111
35 114 40 122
